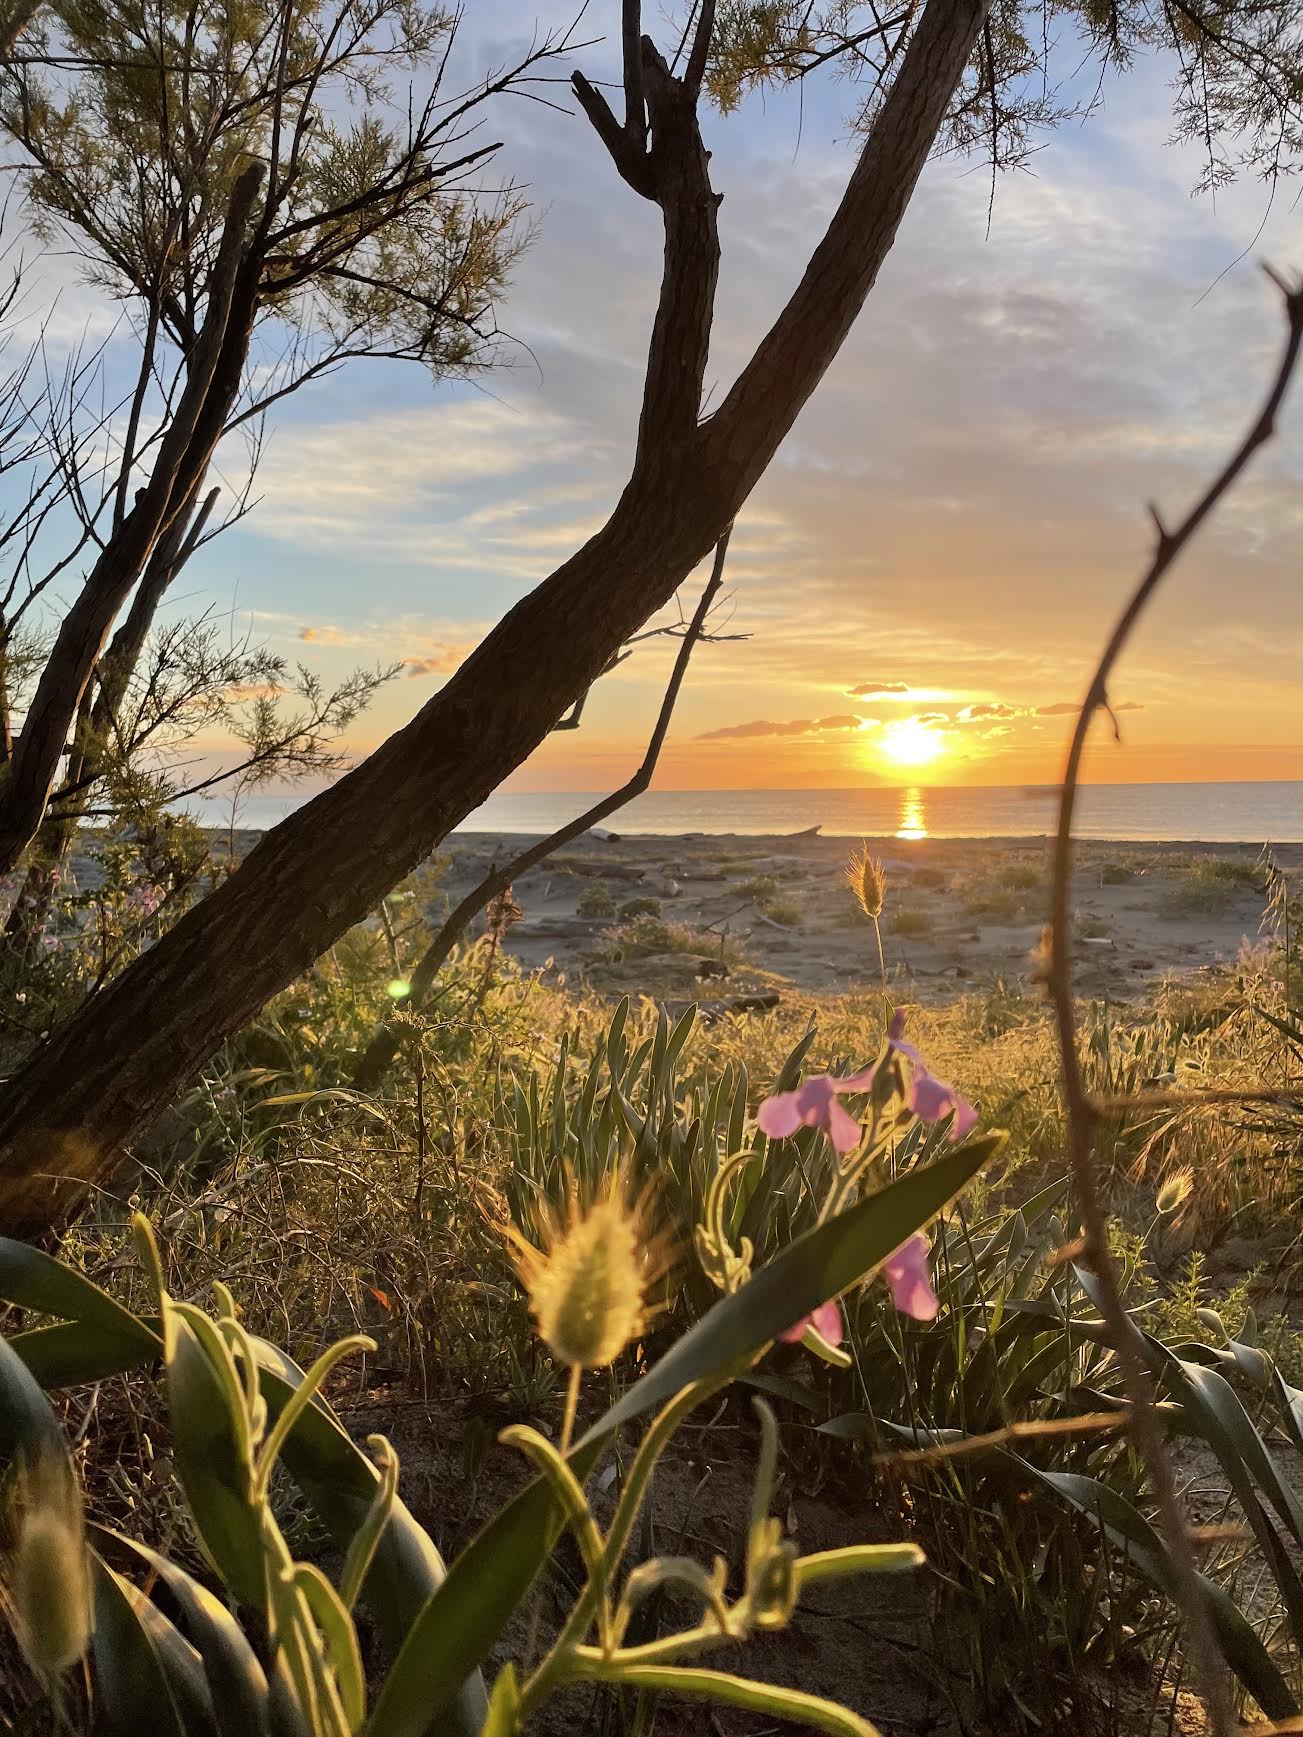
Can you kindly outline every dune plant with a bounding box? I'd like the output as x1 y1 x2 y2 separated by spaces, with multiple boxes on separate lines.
846 847 887 987
0 1100 999 1736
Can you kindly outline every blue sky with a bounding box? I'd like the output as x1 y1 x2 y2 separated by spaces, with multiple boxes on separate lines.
18 2 1303 794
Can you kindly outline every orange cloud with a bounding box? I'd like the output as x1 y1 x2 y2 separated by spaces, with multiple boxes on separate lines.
847 679 911 699
957 701 1020 721
696 714 864 741
402 643 473 678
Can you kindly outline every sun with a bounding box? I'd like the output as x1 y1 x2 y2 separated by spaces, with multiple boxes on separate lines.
878 718 945 768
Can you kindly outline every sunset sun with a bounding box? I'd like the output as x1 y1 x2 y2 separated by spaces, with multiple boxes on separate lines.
877 717 946 769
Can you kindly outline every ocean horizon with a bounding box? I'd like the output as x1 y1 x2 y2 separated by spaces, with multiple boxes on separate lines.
193 780 1303 844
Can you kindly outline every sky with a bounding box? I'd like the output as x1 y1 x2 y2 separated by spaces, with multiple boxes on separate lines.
20 2 1303 796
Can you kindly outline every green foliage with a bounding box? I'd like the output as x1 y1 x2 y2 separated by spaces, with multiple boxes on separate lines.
617 895 662 919
757 893 801 926
705 0 1303 192
741 873 779 898
576 882 617 918
0 0 526 373
1161 854 1263 916
0 1135 994 1735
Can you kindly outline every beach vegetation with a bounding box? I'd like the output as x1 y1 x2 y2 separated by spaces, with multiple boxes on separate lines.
1161 855 1264 916
5 0 1302 1226
576 883 618 919
618 895 662 919
757 893 803 926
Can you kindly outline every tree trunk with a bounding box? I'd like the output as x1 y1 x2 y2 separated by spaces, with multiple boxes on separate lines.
0 0 989 1236
0 172 263 878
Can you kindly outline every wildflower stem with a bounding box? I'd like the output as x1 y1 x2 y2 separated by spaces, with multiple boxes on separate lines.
560 1363 582 1457
521 1374 734 1719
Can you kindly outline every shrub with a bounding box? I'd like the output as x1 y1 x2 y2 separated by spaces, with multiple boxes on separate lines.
741 873 779 897
893 908 934 937
757 894 801 926
1161 855 1261 916
576 881 616 918
618 894 661 919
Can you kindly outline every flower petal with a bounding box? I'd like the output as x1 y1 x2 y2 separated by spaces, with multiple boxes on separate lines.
950 1092 979 1140
825 1096 863 1154
882 1234 939 1321
908 1069 976 1141
777 1297 845 1349
757 1090 804 1139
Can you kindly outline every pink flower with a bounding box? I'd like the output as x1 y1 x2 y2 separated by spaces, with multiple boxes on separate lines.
756 1070 876 1155
779 1298 843 1346
882 1233 939 1320
888 1011 977 1140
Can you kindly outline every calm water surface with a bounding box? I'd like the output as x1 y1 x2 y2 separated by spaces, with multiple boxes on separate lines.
198 782 1303 843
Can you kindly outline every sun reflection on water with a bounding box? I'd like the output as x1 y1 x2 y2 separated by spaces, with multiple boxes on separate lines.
896 787 928 840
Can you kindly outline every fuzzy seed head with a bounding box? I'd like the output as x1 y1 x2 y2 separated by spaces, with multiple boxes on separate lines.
846 847 886 920
508 1180 663 1370
7 1455 92 1682
1156 1167 1194 1216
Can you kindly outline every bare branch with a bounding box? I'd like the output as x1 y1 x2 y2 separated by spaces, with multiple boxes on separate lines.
1043 271 1303 1737
353 526 735 1092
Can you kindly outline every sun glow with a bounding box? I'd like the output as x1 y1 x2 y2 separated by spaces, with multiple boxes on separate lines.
878 717 945 768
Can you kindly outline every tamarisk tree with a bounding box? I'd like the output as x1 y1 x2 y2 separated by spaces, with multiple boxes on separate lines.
1 0 1301 1233
0 0 564 888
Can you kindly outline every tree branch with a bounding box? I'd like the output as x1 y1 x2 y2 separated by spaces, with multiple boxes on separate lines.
1044 269 1303 1737
353 526 733 1092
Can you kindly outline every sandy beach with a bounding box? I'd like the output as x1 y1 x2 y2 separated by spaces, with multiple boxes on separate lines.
428 830 1301 1007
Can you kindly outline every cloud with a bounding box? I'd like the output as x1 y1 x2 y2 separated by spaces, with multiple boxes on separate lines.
847 679 911 698
695 714 864 741
1035 699 1144 715
402 644 473 678
913 711 951 726
300 625 351 644
957 701 1020 721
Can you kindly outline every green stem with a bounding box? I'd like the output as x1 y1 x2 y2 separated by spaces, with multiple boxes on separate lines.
560 1362 582 1456
520 1375 732 1720
565 1661 884 1737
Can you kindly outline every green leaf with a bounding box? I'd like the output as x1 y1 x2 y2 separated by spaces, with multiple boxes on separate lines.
294 1563 366 1732
248 1336 488 1737
0 1326 67 1463
368 1134 1001 1737
7 1317 163 1386
479 1663 522 1737
0 1237 160 1352
164 1310 265 1612
1024 1465 1296 1721
91 1555 197 1737
96 1530 274 1737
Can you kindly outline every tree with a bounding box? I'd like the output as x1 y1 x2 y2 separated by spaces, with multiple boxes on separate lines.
1 0 1300 1235
0 0 566 878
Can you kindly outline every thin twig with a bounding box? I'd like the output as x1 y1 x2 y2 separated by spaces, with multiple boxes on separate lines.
1044 268 1303 1737
353 528 736 1092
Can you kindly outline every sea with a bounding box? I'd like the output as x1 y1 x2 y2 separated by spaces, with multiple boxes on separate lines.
193 781 1303 844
